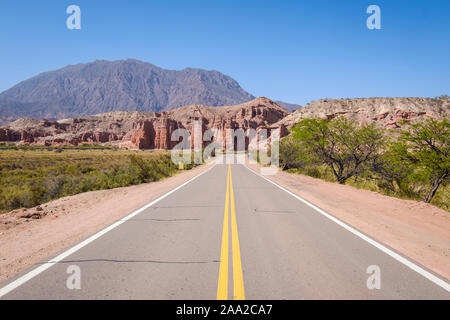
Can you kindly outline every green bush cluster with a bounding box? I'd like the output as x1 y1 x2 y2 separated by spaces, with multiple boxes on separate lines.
280 117 449 210
0 149 180 213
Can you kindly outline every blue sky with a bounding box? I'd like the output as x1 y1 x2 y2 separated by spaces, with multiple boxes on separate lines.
0 0 449 105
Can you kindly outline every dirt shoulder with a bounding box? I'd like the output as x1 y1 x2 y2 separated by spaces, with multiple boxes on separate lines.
247 163 450 281
0 164 212 283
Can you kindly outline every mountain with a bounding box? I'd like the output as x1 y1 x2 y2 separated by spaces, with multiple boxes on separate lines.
0 59 255 125
277 97 450 129
274 101 302 112
0 97 289 149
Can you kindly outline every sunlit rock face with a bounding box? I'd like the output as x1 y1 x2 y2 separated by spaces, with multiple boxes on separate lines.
277 97 450 130
0 97 290 150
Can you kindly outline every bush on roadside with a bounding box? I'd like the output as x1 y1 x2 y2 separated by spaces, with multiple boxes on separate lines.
280 116 449 210
289 117 385 184
0 150 182 214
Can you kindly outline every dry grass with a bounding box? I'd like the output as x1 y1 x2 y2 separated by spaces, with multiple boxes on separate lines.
0 148 182 214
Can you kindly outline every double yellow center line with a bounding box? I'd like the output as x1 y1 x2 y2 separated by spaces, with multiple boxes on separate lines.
217 165 245 300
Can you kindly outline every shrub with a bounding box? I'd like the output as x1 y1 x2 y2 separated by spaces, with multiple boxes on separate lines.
280 116 449 209
0 150 183 214
279 136 306 170
389 118 449 203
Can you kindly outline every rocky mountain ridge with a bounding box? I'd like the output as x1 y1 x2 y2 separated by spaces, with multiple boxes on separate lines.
0 59 255 124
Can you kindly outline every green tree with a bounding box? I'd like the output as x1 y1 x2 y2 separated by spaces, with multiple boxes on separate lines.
291 117 385 184
391 118 449 203
366 147 416 197
279 136 306 170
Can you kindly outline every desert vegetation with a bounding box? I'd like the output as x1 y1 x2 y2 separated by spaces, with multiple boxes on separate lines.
280 117 449 210
0 148 185 214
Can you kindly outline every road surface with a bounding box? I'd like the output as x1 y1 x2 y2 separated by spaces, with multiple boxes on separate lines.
1 161 449 299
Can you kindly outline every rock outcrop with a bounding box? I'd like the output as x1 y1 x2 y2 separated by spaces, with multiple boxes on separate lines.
277 97 449 129
0 128 21 141
0 97 289 150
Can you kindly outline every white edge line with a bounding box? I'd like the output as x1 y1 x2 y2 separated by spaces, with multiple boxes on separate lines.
0 163 216 298
244 165 450 293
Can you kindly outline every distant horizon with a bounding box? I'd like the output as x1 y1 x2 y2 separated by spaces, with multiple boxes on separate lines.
1 1 449 105
0 57 448 109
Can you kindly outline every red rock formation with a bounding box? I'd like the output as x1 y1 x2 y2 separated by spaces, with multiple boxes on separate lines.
0 97 289 150
0 128 21 141
20 130 34 143
154 118 179 149
130 121 156 149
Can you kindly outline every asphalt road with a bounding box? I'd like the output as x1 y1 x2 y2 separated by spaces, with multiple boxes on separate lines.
1 161 449 299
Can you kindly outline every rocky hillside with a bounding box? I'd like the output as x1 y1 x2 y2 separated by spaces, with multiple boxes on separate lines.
277 97 450 129
0 97 289 149
0 59 255 124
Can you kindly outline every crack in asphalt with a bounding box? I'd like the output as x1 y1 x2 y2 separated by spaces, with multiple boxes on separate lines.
150 205 222 209
252 208 295 215
41 259 220 265
125 218 201 222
